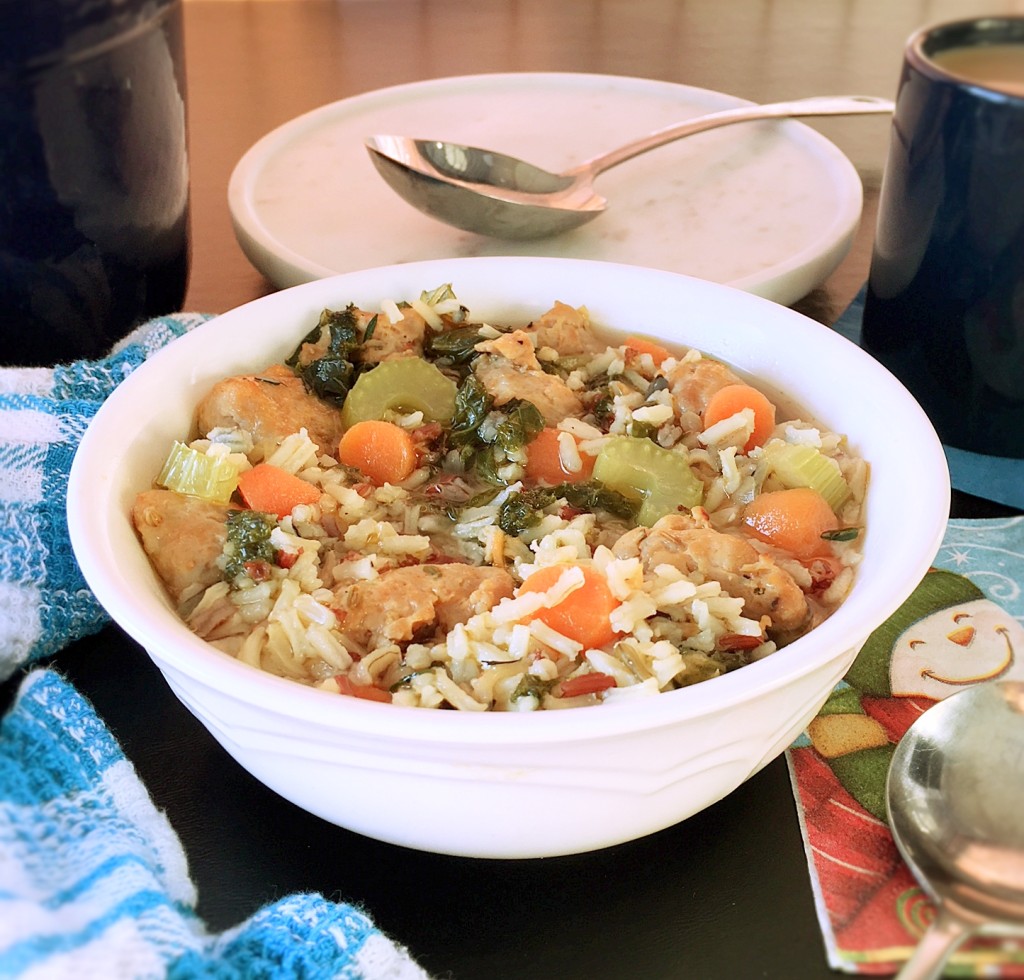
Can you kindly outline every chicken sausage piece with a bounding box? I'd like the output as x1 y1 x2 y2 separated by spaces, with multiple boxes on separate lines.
133 488 230 604
473 331 583 425
522 301 605 356
665 356 745 416
195 363 345 461
337 564 515 648
616 514 809 634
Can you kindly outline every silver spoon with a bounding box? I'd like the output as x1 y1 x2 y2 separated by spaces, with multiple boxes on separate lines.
885 680 1024 979
365 94 894 240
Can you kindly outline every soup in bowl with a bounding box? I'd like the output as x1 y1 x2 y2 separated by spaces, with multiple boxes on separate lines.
68 256 949 858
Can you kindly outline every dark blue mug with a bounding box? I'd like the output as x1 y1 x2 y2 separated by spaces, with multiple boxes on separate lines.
0 0 189 366
861 16 1024 459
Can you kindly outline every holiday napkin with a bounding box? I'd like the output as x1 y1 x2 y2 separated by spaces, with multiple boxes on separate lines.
786 517 1024 976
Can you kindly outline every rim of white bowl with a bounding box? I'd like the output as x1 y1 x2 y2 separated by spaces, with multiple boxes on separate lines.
67 256 950 744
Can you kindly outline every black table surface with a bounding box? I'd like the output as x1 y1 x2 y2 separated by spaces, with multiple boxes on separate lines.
3 489 1018 980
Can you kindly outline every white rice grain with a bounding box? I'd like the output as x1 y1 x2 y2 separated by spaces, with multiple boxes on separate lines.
528 620 583 659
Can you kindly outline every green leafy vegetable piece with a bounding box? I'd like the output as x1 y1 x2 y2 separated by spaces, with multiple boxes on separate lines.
510 673 554 704
223 509 277 580
424 324 493 365
821 527 861 543
493 400 545 455
340 357 458 428
555 481 638 520
300 356 357 406
287 306 366 406
592 436 703 527
627 420 659 441
497 492 544 535
494 481 637 535
156 442 239 504
420 283 457 307
449 375 494 447
592 391 616 431
286 306 362 366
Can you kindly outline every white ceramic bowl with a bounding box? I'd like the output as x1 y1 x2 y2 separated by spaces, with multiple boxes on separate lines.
68 257 950 859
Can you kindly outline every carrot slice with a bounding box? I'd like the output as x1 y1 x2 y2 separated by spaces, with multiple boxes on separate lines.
702 383 777 452
519 564 621 649
335 675 392 703
237 462 320 519
338 419 418 485
524 427 594 485
742 487 839 560
624 335 672 366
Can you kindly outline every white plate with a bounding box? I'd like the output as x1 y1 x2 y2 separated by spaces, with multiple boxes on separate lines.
229 73 864 306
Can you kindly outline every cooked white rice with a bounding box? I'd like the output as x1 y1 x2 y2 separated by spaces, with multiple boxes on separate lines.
141 290 868 711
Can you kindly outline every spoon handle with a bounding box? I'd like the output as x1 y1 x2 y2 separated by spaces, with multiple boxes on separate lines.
894 906 973 980
570 95 894 178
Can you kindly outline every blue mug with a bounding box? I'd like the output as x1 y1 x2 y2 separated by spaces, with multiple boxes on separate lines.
0 0 190 366
862 16 1024 460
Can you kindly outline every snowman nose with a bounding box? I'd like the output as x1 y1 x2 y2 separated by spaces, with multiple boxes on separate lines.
946 625 976 647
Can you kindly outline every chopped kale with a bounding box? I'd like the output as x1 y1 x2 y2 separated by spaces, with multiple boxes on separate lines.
627 420 659 441
592 391 616 431
286 306 366 406
510 673 555 704
298 355 357 406
472 447 505 487
449 393 544 486
389 669 436 692
493 400 544 455
497 491 545 535
425 324 494 366
821 527 861 542
449 375 494 447
495 480 638 534
223 510 277 581
286 306 361 366
556 480 639 520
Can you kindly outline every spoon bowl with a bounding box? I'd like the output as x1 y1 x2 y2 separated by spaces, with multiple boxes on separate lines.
366 95 894 239
886 680 1024 978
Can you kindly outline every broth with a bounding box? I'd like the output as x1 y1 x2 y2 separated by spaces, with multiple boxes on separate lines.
931 42 1024 97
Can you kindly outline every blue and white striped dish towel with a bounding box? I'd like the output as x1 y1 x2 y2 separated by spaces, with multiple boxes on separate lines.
0 317 429 980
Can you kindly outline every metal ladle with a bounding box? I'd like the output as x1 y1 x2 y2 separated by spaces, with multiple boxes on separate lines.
365 94 894 240
885 680 1024 979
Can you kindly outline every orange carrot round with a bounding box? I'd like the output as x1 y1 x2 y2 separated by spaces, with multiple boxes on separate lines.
624 335 672 366
335 675 392 703
703 383 777 452
742 487 839 560
524 427 594 485
338 419 417 485
237 462 321 518
519 564 621 649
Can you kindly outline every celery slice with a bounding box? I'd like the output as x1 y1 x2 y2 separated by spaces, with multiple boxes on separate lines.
340 357 458 428
156 442 239 503
593 436 703 527
764 442 850 511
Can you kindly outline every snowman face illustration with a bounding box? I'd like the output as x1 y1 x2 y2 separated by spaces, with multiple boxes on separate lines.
889 598 1024 700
